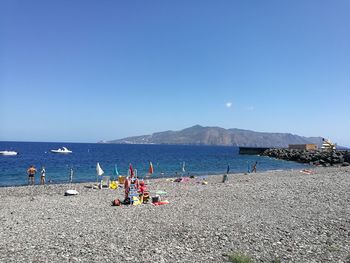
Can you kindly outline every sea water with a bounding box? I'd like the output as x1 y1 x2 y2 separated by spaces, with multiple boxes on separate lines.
0 141 309 186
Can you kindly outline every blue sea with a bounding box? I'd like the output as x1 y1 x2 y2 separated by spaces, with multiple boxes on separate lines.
0 142 309 187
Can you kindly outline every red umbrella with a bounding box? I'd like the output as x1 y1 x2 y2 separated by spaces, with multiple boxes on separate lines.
129 163 134 177
148 162 154 175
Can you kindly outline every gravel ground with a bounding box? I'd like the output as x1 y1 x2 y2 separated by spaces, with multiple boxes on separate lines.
0 167 349 263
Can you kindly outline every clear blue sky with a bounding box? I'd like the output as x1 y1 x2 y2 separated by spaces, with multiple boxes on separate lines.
1 0 349 146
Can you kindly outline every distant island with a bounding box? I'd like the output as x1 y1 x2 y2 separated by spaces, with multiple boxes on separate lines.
102 125 324 148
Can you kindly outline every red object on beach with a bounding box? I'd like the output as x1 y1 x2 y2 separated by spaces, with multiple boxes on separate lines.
152 200 169 206
148 162 154 174
112 199 121 206
129 164 134 176
139 181 147 194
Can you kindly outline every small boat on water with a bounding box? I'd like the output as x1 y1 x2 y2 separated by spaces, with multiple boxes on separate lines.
50 147 72 154
0 150 18 156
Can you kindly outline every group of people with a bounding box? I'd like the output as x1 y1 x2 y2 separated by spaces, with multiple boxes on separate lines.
27 165 46 185
123 172 149 204
27 161 258 187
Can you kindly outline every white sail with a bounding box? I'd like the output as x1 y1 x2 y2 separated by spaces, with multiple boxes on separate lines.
182 161 186 173
96 162 104 176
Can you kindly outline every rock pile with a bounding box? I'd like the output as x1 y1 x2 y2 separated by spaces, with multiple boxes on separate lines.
262 148 350 167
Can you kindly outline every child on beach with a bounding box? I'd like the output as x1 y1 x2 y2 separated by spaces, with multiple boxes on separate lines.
138 180 149 203
27 165 37 185
40 166 46 185
138 181 146 194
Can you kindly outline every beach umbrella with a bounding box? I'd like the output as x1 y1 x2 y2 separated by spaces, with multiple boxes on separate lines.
182 161 186 173
65 167 78 196
69 168 74 184
113 164 119 176
226 164 230 174
96 162 104 185
148 161 154 175
129 163 134 177
96 162 104 176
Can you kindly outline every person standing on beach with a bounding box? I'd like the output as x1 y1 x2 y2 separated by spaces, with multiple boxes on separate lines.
251 161 258 173
222 164 229 183
27 165 37 185
40 166 46 185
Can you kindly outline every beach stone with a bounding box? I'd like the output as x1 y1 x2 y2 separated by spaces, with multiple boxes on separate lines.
262 149 350 167
0 167 349 262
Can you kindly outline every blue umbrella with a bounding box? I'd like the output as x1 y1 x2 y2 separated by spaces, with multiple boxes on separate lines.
113 164 119 177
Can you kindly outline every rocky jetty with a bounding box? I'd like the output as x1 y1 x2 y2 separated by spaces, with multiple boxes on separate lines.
262 148 350 167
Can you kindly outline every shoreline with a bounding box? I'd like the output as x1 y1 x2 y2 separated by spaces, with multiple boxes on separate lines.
0 165 310 189
1 166 349 262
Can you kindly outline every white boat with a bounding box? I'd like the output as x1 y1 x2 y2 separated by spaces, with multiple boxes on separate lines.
0 150 18 156
50 147 72 154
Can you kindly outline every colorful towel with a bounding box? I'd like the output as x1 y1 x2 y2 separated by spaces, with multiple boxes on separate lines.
300 169 315 175
152 200 169 206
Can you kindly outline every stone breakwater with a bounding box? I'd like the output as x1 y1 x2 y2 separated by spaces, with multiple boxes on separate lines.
0 167 350 262
262 149 350 167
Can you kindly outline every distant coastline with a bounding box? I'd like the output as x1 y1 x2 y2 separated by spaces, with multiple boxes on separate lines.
103 125 325 148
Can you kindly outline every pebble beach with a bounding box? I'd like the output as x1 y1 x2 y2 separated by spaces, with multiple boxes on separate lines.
0 167 349 263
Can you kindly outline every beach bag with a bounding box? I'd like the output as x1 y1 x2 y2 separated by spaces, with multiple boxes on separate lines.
112 199 121 206
122 198 131 205
118 176 126 185
152 195 160 203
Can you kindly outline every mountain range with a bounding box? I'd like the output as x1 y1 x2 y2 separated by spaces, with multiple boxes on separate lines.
104 125 324 148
